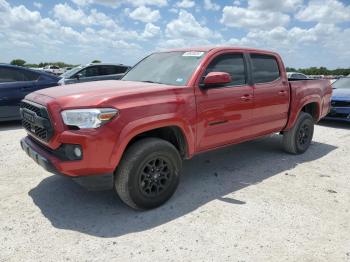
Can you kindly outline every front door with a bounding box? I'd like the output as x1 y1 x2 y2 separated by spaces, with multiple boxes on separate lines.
195 53 254 152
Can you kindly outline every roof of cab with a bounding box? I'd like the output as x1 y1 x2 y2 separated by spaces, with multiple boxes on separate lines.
162 46 278 56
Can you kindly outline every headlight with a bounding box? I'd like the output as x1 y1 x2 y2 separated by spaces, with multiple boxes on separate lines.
61 108 118 128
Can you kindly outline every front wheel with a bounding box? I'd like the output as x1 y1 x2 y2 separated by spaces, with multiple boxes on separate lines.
114 138 182 210
283 112 314 154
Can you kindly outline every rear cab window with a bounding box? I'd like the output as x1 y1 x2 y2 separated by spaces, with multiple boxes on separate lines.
250 54 280 84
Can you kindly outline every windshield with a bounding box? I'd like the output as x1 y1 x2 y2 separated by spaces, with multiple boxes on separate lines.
61 66 83 78
122 51 206 86
332 77 350 89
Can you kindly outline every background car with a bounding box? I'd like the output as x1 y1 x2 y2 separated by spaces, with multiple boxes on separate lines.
58 63 130 85
324 76 350 122
0 64 59 121
43 65 65 75
287 72 309 79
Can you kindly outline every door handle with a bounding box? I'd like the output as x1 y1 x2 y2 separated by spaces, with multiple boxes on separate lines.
278 90 287 96
240 94 252 101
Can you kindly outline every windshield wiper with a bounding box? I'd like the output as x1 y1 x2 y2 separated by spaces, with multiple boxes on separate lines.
140 80 163 84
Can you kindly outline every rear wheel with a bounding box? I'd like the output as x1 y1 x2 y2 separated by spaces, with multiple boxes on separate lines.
283 112 314 154
114 138 182 210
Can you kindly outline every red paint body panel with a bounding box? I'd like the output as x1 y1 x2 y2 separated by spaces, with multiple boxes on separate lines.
22 47 332 177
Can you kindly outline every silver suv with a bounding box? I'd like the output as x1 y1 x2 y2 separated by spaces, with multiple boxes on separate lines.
58 63 130 85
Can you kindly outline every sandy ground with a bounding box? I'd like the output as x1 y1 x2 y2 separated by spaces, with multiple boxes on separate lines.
0 120 349 262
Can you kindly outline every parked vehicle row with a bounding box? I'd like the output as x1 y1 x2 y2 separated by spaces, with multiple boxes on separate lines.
0 64 59 121
19 46 333 210
0 63 130 121
42 65 65 75
58 63 130 85
324 76 350 122
287 72 309 80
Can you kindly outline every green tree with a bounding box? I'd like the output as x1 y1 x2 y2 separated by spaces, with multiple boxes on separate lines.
10 59 26 66
91 60 101 63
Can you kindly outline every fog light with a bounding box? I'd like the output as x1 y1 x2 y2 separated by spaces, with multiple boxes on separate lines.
74 147 82 158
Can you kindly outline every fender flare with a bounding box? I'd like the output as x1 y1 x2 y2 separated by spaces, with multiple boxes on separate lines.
284 95 321 130
108 113 195 168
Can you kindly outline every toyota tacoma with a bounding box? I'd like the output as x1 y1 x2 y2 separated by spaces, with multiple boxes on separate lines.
20 47 332 210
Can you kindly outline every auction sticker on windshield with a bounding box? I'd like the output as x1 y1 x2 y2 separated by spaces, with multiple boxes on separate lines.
182 51 204 57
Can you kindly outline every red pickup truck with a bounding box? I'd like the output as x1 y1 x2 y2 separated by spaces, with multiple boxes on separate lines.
20 47 332 210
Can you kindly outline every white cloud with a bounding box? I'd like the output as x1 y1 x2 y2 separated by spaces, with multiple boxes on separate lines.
204 0 220 11
175 0 195 8
225 23 350 64
129 6 160 23
129 0 167 6
71 0 167 7
142 23 161 38
53 3 86 25
296 0 350 23
221 5 290 29
166 10 218 39
0 0 140 60
71 0 94 6
53 3 120 28
248 0 303 12
169 8 178 13
33 2 42 9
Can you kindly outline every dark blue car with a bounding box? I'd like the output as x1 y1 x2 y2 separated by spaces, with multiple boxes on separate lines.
325 77 350 122
0 64 59 121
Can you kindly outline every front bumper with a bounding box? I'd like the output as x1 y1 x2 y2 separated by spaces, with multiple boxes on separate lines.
324 106 350 122
20 136 113 190
21 137 61 175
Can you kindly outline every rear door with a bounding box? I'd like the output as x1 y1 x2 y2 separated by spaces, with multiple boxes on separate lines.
99 65 120 80
195 52 254 151
248 54 290 135
98 65 130 80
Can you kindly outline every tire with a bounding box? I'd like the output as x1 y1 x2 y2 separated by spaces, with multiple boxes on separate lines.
114 138 182 210
283 112 314 154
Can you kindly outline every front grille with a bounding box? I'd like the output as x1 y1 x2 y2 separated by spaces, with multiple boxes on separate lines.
20 101 54 141
331 100 350 107
20 101 43 116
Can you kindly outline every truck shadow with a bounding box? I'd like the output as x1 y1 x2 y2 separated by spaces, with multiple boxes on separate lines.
29 134 336 238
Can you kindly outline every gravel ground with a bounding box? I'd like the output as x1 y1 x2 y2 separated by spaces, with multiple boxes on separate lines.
0 121 349 262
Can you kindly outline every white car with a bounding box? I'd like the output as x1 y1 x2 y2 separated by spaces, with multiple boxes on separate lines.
287 72 309 80
43 65 65 75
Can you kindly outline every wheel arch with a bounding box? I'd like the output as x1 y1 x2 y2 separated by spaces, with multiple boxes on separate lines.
284 96 321 131
109 115 194 169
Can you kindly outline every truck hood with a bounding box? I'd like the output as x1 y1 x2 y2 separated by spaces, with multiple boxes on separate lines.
27 80 184 108
332 88 350 101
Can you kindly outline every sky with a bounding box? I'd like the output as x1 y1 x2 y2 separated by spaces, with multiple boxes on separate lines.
0 0 349 68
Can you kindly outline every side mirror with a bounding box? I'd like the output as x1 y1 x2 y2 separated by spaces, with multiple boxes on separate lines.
76 73 83 80
202 72 232 87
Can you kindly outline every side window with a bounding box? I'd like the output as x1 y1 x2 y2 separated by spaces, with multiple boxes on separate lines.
78 66 99 77
0 68 25 82
117 66 129 74
99 66 118 75
204 53 246 86
251 54 280 84
297 74 307 79
23 70 40 81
